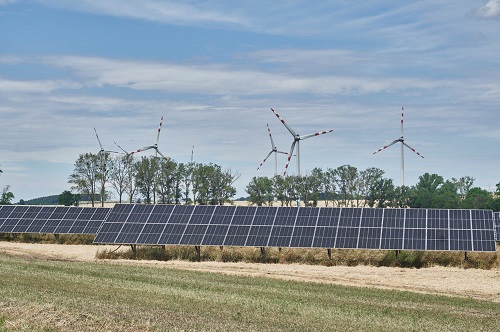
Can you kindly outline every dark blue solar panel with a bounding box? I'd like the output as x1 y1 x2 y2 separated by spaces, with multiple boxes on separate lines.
92 204 497 252
403 228 426 250
179 206 215 245
201 206 235 246
167 204 195 224
405 208 426 229
357 208 384 249
136 205 175 244
471 210 496 251
380 208 404 249
158 223 188 244
93 204 133 243
316 208 341 227
289 226 315 247
26 207 57 233
223 225 251 246
311 226 336 248
335 208 362 248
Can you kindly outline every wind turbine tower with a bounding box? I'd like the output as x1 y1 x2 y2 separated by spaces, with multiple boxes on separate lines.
270 108 333 176
373 107 424 186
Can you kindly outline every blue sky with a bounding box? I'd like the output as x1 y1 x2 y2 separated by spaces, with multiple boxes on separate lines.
1 0 499 202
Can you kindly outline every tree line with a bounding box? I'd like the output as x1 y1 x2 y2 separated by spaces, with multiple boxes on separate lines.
246 166 500 211
68 152 240 207
65 151 500 211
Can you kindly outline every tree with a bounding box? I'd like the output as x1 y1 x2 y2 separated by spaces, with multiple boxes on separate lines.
451 176 475 200
0 185 14 205
135 156 157 204
433 180 461 209
334 165 358 207
462 187 494 209
109 154 132 203
246 176 273 206
409 173 444 208
68 153 100 207
96 152 114 207
58 190 78 206
156 157 177 204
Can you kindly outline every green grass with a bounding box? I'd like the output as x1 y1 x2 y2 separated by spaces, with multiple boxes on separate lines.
0 254 499 331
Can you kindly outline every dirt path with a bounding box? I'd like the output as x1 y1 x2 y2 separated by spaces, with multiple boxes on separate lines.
1 241 499 302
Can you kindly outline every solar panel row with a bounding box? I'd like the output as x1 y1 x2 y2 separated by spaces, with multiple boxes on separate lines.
93 204 497 252
495 212 500 241
0 205 111 235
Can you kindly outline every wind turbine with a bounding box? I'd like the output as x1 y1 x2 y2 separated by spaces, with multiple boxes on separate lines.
257 124 289 176
270 108 333 176
130 116 168 159
94 128 120 156
373 107 424 186
93 128 121 207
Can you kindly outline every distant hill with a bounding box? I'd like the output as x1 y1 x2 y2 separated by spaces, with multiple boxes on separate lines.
18 195 59 205
17 194 96 205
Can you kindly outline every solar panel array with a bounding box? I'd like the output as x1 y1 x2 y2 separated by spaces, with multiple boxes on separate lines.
495 212 500 241
0 205 110 235
93 204 497 252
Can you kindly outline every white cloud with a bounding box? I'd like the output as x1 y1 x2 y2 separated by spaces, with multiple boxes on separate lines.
476 0 500 19
39 55 450 96
0 0 16 6
0 79 81 94
41 0 249 27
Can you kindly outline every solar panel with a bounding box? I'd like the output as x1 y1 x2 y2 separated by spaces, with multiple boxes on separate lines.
495 212 500 241
0 205 110 236
93 204 497 252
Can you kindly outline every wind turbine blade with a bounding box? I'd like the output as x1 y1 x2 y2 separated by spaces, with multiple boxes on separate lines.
270 108 297 137
94 128 104 151
155 116 164 146
300 129 334 140
400 107 404 138
114 141 128 154
156 149 168 160
402 142 424 158
267 124 277 149
191 145 194 163
283 140 297 176
130 146 154 155
257 151 273 170
276 150 289 155
373 139 400 154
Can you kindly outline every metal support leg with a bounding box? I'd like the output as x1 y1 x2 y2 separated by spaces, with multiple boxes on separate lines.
130 244 137 254
327 248 331 260
260 247 266 257
195 246 201 261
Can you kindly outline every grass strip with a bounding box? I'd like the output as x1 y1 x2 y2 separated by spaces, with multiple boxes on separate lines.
0 254 498 331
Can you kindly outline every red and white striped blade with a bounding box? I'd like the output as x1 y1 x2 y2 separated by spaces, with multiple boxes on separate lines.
270 108 297 137
300 129 333 140
155 116 164 146
283 140 297 176
257 151 273 170
400 107 404 138
373 139 399 155
402 142 424 158
267 124 277 149
130 145 154 155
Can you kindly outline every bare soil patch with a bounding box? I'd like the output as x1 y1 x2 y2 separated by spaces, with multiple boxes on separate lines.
1 241 499 303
